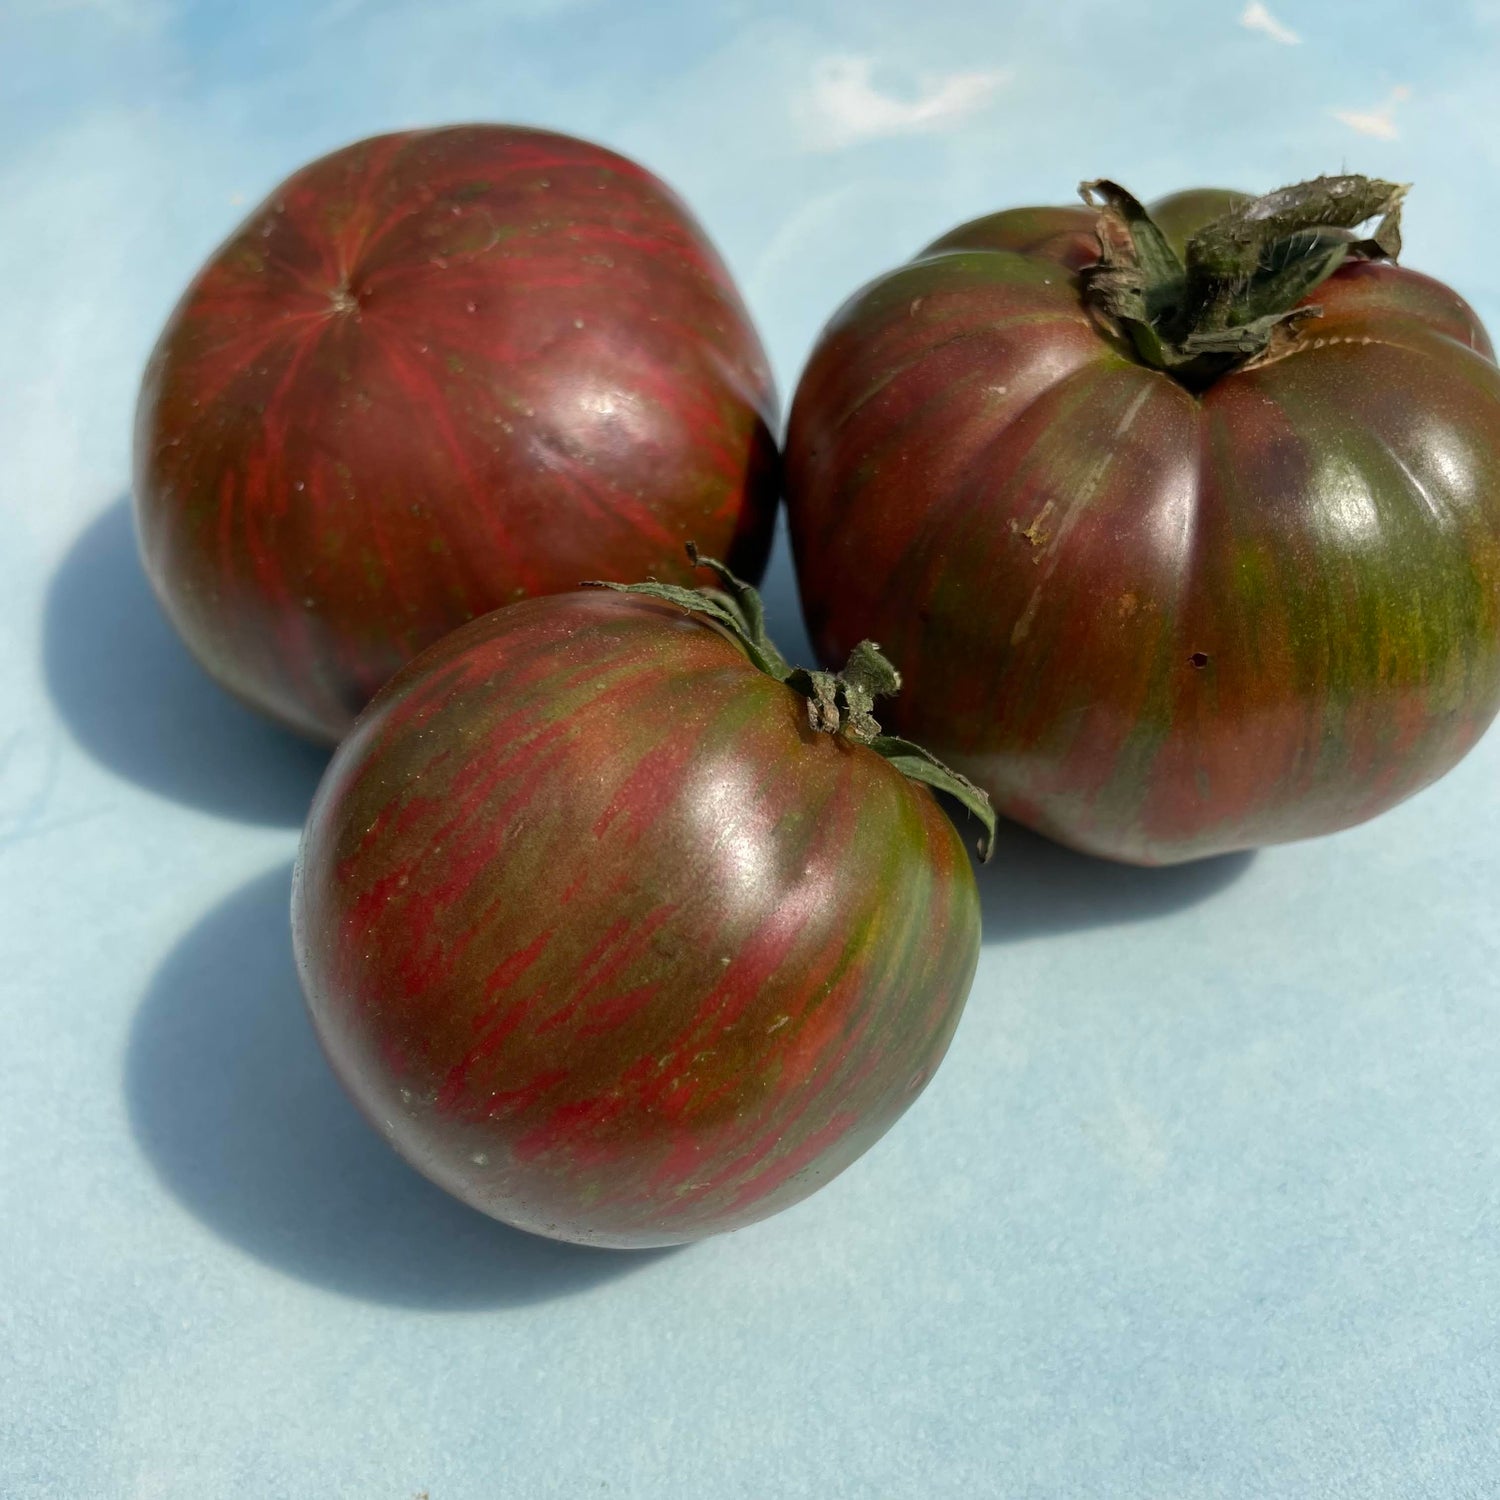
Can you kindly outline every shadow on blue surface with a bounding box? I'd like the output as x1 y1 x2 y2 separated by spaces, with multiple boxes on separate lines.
976 824 1253 943
43 499 328 826
127 864 669 1308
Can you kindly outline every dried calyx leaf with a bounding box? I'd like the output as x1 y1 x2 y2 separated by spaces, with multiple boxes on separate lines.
1078 173 1407 387
586 545 997 860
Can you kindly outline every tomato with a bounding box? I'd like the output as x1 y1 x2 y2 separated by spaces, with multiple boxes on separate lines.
291 558 992 1247
134 125 777 744
785 176 1500 864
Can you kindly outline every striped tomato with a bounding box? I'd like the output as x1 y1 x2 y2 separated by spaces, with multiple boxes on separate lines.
135 126 777 744
786 176 1500 864
291 557 992 1248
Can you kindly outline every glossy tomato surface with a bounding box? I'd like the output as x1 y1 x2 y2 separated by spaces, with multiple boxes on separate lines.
785 190 1500 864
135 125 778 743
291 590 980 1248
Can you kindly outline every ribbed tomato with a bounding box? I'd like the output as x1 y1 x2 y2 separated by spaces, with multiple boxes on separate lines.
135 125 777 744
291 560 991 1247
786 176 1500 864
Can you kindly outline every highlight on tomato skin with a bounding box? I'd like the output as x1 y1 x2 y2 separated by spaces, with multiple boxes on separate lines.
291 588 982 1249
784 176 1500 866
133 124 779 747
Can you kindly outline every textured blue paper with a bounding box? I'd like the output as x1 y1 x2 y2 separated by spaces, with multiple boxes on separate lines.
4 3 1500 1495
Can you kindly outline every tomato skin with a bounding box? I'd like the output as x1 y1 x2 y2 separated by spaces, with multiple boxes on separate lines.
786 191 1500 864
291 591 979 1248
135 126 778 744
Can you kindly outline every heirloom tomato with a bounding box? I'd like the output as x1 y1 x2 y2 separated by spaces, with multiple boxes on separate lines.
786 176 1500 863
291 555 993 1248
135 126 777 743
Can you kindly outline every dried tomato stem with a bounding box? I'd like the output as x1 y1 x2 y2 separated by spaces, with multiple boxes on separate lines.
1079 173 1407 388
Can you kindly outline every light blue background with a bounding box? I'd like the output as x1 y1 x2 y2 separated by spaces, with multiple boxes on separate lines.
4 2 1500 1496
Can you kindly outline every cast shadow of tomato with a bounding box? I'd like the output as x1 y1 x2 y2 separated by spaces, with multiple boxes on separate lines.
974 823 1253 943
126 863 669 1309
43 498 328 826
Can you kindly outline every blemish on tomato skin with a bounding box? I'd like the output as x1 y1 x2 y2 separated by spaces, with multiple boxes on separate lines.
1010 498 1055 550
1010 587 1042 646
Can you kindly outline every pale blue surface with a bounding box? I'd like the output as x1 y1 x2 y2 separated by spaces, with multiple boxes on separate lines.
4 3 1500 1496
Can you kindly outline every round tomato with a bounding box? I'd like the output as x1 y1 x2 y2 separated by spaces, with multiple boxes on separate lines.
291 558 991 1247
786 176 1500 864
135 125 777 744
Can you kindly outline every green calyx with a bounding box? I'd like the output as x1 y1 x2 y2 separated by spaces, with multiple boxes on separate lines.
587 545 997 861
1078 173 1407 388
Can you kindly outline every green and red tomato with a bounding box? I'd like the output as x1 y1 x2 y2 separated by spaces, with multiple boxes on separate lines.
135 125 778 744
292 560 991 1247
786 176 1500 864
